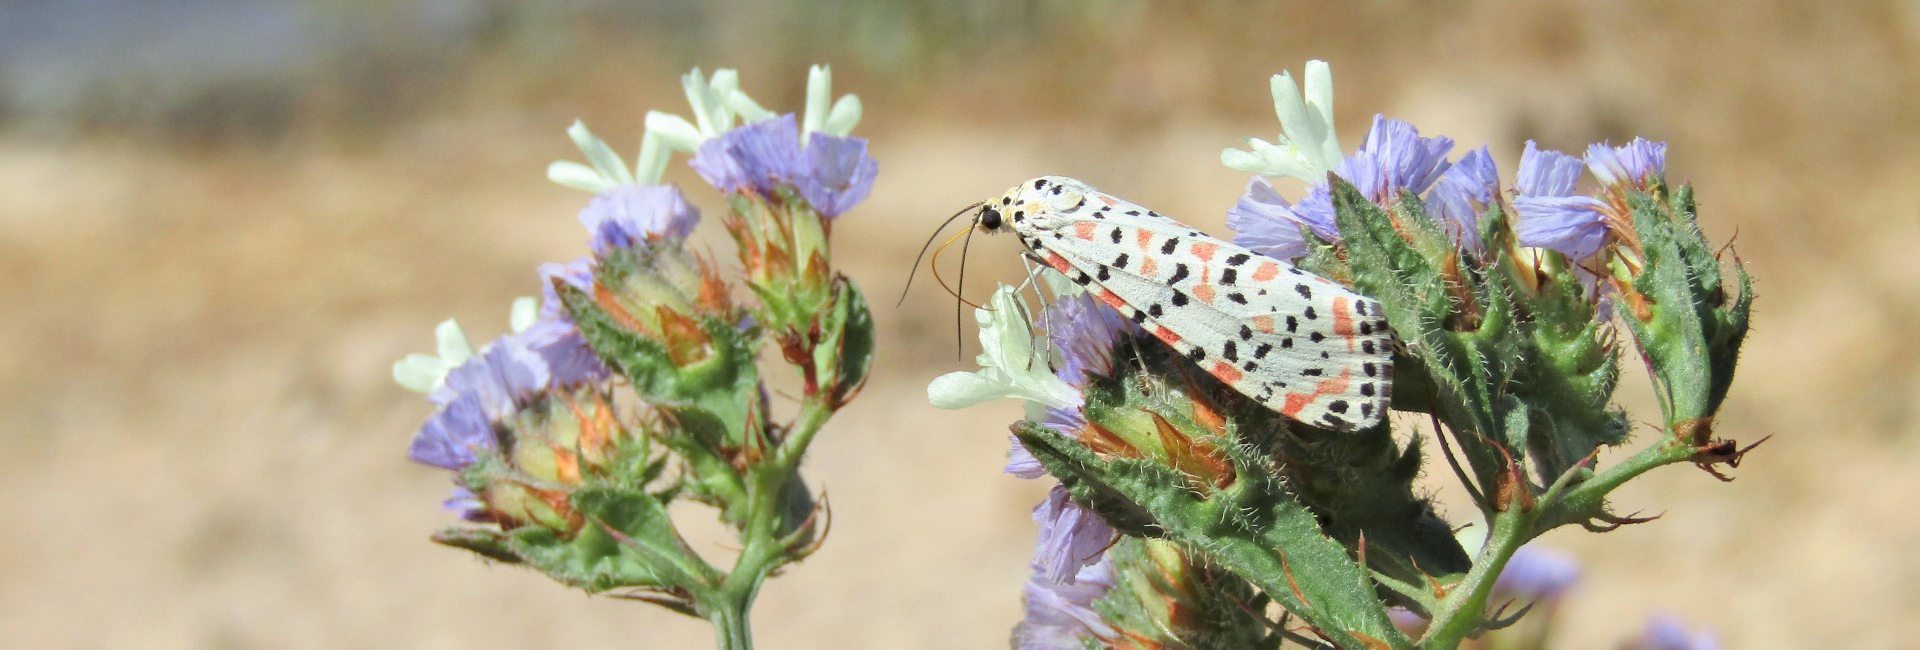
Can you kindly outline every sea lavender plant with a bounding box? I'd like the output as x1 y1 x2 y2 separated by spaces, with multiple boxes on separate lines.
933 60 1756 649
398 66 876 650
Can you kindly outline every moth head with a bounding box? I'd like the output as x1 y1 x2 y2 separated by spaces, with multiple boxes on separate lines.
981 176 1095 234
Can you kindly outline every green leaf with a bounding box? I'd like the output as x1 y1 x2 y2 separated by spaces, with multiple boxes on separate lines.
511 487 707 593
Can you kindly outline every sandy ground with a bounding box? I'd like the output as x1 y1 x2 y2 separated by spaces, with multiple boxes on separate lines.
3 3 1918 648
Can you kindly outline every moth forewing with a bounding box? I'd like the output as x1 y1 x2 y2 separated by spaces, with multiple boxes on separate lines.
980 176 1393 432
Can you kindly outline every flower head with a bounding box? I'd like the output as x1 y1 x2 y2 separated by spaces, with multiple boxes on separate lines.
578 185 700 255
1425 146 1500 251
392 318 477 394
1587 137 1668 190
799 131 878 218
1226 115 1451 258
1514 141 1611 259
406 392 494 470
691 114 808 195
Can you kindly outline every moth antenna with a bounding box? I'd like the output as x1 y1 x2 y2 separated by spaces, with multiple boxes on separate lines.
898 202 984 307
955 222 979 360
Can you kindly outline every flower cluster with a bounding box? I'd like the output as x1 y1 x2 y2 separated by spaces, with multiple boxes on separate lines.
398 66 877 647
933 59 1753 648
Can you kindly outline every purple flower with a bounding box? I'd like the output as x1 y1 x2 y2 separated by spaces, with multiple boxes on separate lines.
1030 485 1116 584
690 114 806 195
800 132 878 218
1425 146 1499 252
1043 293 1136 387
1587 137 1667 189
1633 614 1720 650
443 486 490 521
430 338 551 421
1005 435 1047 479
407 392 495 470
1227 116 1451 259
1227 177 1332 261
1341 115 1454 203
1514 141 1610 259
578 185 699 256
519 318 609 388
1012 556 1117 649
1491 544 1580 604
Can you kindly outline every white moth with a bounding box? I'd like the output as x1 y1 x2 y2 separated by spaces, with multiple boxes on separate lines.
976 176 1393 431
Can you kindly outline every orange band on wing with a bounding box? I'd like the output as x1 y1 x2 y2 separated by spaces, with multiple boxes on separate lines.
1047 253 1072 273
1074 221 1097 240
1331 296 1356 351
1253 261 1280 282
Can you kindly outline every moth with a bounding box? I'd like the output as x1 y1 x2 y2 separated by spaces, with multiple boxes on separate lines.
976 176 1393 431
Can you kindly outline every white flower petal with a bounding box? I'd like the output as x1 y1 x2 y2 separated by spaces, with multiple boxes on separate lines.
925 285 1080 412
727 89 775 124
433 319 475 364
547 160 611 193
645 111 705 152
823 94 862 136
509 297 537 333
392 354 447 393
803 64 832 138
567 120 635 186
632 131 670 185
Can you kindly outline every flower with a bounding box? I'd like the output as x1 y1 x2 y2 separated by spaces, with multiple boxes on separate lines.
1031 485 1116 584
1221 60 1343 183
1012 556 1118 650
406 392 494 471
578 185 701 255
927 286 1080 410
1425 146 1500 252
644 67 773 154
547 120 641 193
1043 291 1137 387
798 131 878 218
1514 141 1610 259
1340 115 1454 203
1631 613 1720 650
1226 176 1332 260
1587 137 1667 190
430 335 552 420
690 114 807 195
1226 116 1452 258
1491 543 1581 605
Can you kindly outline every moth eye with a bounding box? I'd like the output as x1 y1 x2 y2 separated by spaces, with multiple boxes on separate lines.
979 207 1003 230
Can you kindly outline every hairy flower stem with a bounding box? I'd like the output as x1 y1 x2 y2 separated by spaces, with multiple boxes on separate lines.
1419 508 1527 648
702 396 835 650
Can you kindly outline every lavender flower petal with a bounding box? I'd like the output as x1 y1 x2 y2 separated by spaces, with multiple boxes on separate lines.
1425 146 1498 252
518 319 608 388
1005 435 1047 479
1492 544 1580 603
1587 137 1668 189
1031 485 1116 584
430 338 551 420
1515 194 1610 259
1346 114 1454 200
1515 141 1609 258
1013 557 1117 649
1228 176 1311 259
1042 293 1136 386
801 132 878 218
577 185 700 255
407 392 494 470
690 114 805 194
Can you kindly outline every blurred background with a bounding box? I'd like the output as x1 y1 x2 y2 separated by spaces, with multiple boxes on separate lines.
2 0 1916 647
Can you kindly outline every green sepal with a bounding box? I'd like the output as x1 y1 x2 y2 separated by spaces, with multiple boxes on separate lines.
1619 181 1752 427
430 527 522 563
1015 419 1409 649
510 486 705 593
817 275 875 408
1092 538 1281 649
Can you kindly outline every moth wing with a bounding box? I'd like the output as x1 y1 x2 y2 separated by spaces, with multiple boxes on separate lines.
1039 206 1392 431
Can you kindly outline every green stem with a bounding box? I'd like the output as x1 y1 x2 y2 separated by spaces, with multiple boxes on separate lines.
704 587 756 650
1537 434 1694 530
1419 510 1528 649
704 396 833 650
